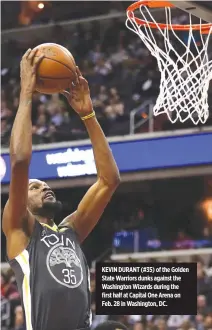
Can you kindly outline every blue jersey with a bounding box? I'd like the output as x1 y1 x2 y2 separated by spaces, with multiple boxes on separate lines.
9 221 91 330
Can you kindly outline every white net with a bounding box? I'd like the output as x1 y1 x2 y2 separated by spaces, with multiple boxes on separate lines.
126 4 212 124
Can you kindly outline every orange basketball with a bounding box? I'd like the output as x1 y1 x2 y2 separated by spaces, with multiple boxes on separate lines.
33 43 76 94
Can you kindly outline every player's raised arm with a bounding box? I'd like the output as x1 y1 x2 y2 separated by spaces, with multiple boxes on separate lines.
59 67 121 242
2 49 44 259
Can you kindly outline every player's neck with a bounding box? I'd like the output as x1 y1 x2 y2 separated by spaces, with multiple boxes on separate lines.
36 216 55 227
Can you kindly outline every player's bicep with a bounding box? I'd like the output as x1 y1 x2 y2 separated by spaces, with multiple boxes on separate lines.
3 162 30 236
60 179 117 243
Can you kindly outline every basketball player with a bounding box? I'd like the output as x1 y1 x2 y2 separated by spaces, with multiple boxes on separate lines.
2 48 121 330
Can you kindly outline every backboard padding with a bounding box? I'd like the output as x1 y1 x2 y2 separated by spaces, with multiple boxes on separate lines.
170 1 212 23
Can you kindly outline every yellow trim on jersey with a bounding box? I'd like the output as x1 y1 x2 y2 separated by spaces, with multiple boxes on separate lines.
20 252 27 265
23 275 31 330
59 227 68 233
16 251 33 330
41 223 58 232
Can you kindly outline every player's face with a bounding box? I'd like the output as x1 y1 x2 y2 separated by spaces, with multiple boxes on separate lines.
28 179 61 217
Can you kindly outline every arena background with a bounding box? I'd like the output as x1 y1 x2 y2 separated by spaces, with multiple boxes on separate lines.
1 1 212 329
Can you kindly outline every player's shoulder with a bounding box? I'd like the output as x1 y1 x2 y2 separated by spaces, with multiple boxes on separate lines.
58 214 80 243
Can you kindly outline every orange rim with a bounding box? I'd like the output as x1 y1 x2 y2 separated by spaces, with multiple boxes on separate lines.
127 0 212 33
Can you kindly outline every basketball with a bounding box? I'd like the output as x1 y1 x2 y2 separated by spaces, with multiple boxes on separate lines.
33 43 76 94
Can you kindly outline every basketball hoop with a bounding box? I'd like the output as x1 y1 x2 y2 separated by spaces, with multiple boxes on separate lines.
126 1 212 124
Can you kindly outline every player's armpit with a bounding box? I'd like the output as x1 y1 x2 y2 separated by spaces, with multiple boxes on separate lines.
58 178 119 243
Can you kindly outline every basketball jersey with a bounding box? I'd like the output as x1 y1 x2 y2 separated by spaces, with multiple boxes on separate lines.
8 221 92 330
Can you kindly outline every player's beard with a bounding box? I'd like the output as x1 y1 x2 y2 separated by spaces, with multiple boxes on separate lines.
35 200 62 219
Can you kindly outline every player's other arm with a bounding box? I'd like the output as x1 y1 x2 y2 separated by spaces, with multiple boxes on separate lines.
2 49 44 259
59 67 121 242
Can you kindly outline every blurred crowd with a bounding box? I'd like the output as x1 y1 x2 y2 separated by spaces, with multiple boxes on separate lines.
2 13 212 147
1 18 159 147
2 257 212 330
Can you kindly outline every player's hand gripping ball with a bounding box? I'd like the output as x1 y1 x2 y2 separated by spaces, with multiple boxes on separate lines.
62 67 93 118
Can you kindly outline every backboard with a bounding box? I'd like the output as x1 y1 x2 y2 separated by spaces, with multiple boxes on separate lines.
170 1 212 23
